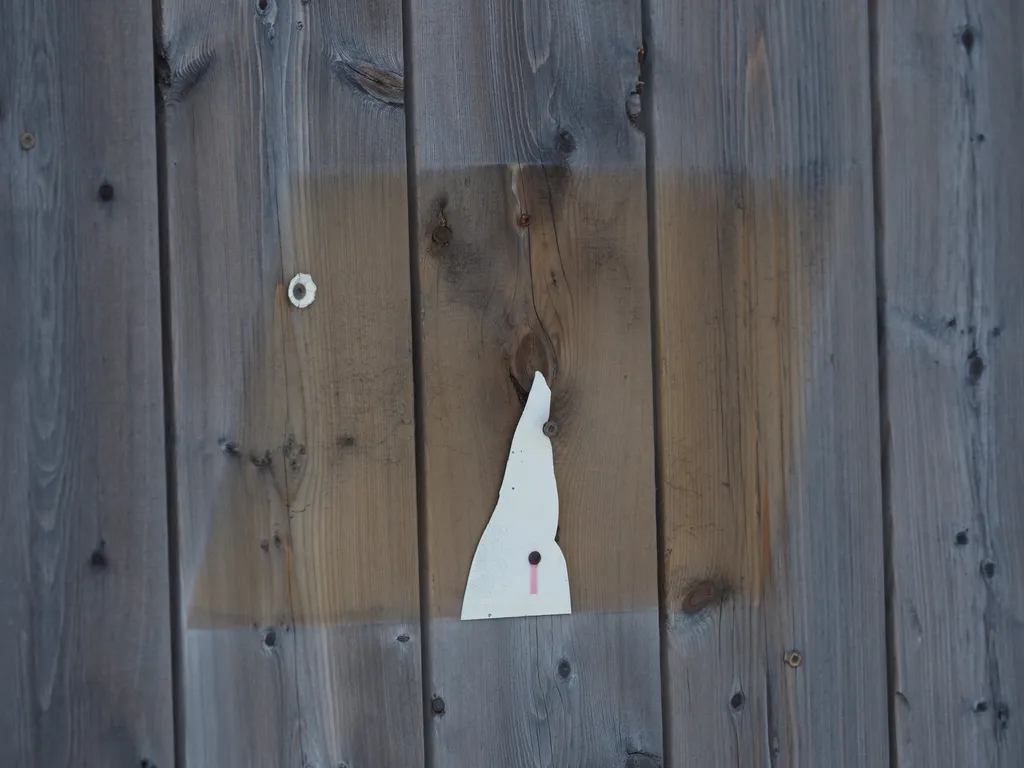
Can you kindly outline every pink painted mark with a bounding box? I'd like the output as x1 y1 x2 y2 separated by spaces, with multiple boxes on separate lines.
529 563 539 595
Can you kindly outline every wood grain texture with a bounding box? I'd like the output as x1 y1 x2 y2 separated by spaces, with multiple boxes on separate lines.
876 1 1024 764
409 0 662 764
158 0 422 764
648 1 889 765
0 0 174 765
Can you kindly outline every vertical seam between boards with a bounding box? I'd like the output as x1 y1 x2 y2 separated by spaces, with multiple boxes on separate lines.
639 0 671 764
400 0 434 764
150 0 185 762
867 0 898 765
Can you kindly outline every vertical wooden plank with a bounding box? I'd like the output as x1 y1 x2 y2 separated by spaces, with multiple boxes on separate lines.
158 0 422 764
0 0 174 765
409 0 663 765
649 1 889 765
876 1 1023 764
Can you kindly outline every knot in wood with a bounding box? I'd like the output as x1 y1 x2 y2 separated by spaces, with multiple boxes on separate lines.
432 225 452 246
681 580 718 613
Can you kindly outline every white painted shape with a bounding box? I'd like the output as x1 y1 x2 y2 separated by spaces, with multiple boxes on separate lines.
461 371 571 620
288 273 316 308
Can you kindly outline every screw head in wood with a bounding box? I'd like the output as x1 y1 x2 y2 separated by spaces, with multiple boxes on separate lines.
430 696 445 715
542 420 558 438
20 132 35 150
288 273 316 308
784 650 803 668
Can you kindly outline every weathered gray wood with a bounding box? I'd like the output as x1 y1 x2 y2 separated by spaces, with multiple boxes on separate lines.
877 1 1023 764
0 0 174 765
648 1 889 765
158 0 422 764
409 0 662 765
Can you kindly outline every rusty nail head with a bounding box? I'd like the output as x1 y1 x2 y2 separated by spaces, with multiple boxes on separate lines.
20 133 35 150
517 213 531 228
784 650 803 668
543 420 558 438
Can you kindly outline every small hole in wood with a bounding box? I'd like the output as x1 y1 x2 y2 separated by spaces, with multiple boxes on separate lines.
98 183 114 202
730 692 745 711
955 530 969 546
90 541 108 570
968 351 985 382
960 27 975 53
292 283 306 300
981 560 996 578
557 659 571 679
257 0 268 10
997 703 1010 726
263 629 277 648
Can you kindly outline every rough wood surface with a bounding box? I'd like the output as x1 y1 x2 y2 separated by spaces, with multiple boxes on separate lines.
158 0 422 764
0 0 174 765
409 0 663 764
876 1 1023 764
648 1 889 765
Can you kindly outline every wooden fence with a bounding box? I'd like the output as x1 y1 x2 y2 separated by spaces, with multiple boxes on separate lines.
2 0 1020 765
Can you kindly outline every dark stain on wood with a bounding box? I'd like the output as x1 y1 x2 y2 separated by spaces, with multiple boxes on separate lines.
625 750 662 768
